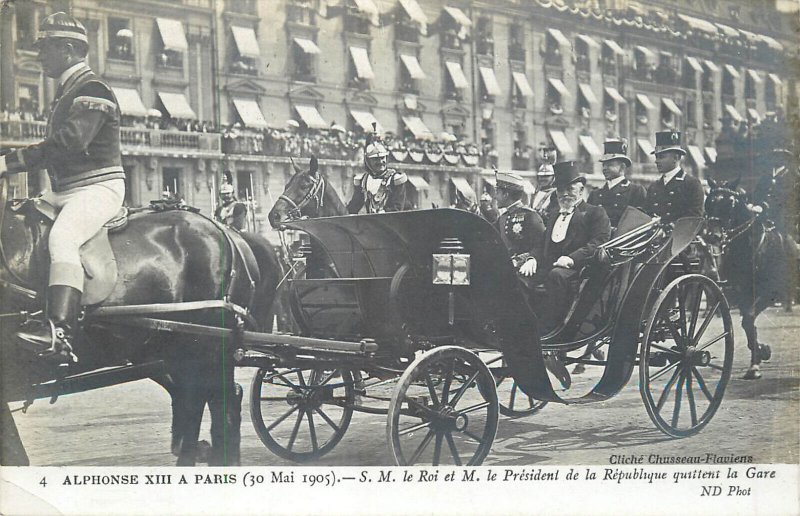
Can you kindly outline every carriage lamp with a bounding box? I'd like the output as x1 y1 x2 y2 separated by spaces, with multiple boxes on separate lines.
433 238 471 326
432 238 471 286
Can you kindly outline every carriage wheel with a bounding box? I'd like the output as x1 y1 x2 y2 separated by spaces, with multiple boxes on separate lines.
250 366 354 461
387 347 498 466
640 274 733 437
482 354 547 417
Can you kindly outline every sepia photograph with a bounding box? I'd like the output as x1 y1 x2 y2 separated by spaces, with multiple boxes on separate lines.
0 0 798 513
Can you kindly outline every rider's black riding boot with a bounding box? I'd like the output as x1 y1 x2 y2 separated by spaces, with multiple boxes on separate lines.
16 285 82 363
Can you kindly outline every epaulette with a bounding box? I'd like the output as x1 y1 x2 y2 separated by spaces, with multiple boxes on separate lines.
390 170 407 185
70 81 119 117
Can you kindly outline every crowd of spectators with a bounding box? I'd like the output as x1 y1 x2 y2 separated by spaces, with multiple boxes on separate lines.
0 105 47 123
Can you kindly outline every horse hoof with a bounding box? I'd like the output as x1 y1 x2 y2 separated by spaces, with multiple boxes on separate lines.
572 364 586 375
743 368 762 380
758 344 772 362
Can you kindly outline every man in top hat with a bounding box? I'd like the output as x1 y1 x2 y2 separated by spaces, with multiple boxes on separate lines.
494 171 546 289
0 12 125 361
752 147 799 311
642 131 704 223
531 146 559 225
347 130 410 214
588 139 647 228
537 161 611 331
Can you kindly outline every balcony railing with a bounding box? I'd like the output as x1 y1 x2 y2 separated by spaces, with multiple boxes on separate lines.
0 120 47 144
121 127 221 154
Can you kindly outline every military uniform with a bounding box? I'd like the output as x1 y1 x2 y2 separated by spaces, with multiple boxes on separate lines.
642 131 704 223
347 170 410 214
215 200 248 230
589 178 647 228
496 200 546 266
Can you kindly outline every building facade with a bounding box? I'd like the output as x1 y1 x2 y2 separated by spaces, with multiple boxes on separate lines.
1 0 796 241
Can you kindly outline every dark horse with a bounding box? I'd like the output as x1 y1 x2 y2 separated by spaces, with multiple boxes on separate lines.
705 179 784 379
0 182 279 466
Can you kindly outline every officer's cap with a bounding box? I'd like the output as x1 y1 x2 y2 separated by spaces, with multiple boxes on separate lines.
496 171 526 192
35 12 88 46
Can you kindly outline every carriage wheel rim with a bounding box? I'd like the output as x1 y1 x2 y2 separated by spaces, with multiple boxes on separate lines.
639 275 733 438
250 366 355 461
387 346 498 466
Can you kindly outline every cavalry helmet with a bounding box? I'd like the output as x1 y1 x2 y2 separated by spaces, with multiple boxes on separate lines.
219 183 235 195
35 12 88 46
364 140 389 175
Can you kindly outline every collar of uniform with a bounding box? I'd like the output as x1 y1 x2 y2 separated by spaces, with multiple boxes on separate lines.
606 176 627 190
661 166 683 184
58 61 89 88
499 199 522 216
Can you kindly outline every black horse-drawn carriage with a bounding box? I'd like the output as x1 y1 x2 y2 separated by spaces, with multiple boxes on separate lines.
246 208 733 465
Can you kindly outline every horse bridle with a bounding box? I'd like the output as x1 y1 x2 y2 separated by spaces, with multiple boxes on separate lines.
706 189 759 252
277 173 325 221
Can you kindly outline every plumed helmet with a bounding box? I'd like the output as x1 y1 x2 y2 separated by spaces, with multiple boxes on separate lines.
219 183 235 195
364 140 389 175
35 12 88 45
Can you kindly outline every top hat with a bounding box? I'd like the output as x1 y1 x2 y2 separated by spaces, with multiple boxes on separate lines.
553 161 587 189
496 171 527 192
651 130 686 156
599 138 632 166
35 12 88 45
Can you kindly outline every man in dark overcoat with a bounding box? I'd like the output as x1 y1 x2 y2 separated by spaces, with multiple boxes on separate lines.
642 131 704 223
588 138 647 228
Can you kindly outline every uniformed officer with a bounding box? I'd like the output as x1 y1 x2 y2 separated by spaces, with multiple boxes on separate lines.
214 181 248 231
642 131 704 223
479 191 499 223
494 171 546 289
0 13 125 359
588 139 647 228
347 137 410 214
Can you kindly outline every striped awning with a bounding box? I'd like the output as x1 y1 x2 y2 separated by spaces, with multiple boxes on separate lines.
349 47 375 79
479 67 501 96
635 45 657 64
400 54 426 79
548 78 569 98
636 93 655 111
678 14 717 34
685 57 703 73
547 28 571 47
399 0 428 33
662 98 683 116
724 104 743 122
704 147 717 164
637 139 655 157
512 72 533 97
294 105 328 129
578 83 598 105
293 37 321 54
603 39 625 55
578 135 602 157
158 91 196 119
231 26 260 59
577 34 600 49
724 64 740 79
112 87 148 117
156 18 188 52
450 177 477 201
704 60 720 73
350 109 383 133
445 61 469 89
747 70 763 84
402 116 434 140
443 6 472 28
406 174 430 190
604 86 626 104
687 145 706 168
549 129 573 156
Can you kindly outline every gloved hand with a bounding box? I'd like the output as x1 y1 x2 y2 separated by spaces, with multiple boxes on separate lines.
553 255 574 269
746 203 764 214
519 256 537 276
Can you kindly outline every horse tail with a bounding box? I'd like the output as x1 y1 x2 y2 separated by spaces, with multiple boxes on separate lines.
238 232 281 332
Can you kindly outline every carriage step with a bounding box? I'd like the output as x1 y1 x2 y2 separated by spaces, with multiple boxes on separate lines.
26 361 166 401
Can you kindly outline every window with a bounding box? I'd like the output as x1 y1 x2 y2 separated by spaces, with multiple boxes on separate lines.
162 168 182 199
237 170 254 201
108 18 134 61
286 0 317 25
399 54 423 94
636 94 653 126
702 68 714 92
544 29 567 66
744 72 757 100
230 26 260 76
702 100 714 129
661 98 682 129
480 119 496 168
17 84 39 117
444 60 467 101
476 17 493 56
766 78 776 107
155 19 187 69
547 78 568 115
722 66 738 96
15 2 38 51
509 24 525 62
633 46 655 81
292 38 319 82
575 38 592 73
348 47 374 90
653 52 677 84
578 84 596 120
512 129 530 170
686 99 697 128
601 40 622 75
228 0 259 15
344 0 372 35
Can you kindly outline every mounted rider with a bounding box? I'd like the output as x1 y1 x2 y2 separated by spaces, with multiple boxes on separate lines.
214 171 248 231
347 127 410 214
0 13 125 363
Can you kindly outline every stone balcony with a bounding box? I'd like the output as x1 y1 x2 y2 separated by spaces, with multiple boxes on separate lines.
0 121 222 158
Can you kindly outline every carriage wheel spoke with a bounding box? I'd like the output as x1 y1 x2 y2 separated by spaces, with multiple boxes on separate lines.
296 370 307 387
404 396 439 419
314 407 341 434
691 367 714 402
398 419 432 437
678 284 689 339
691 300 722 346
656 367 682 412
649 343 683 356
662 315 686 348
445 433 462 466
458 401 491 415
508 383 518 411
266 405 299 432
424 374 440 408
259 396 294 402
317 369 339 387
687 284 704 340
441 359 455 405
686 373 698 427
306 410 319 452
706 363 725 372
432 432 443 466
449 370 480 406
671 370 685 428
696 332 730 352
650 359 681 383
460 428 485 445
286 410 305 452
408 429 435 464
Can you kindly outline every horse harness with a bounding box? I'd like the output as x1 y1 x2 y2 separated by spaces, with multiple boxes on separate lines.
278 173 325 221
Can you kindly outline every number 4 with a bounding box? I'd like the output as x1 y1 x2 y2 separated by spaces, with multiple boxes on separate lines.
40 477 47 487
